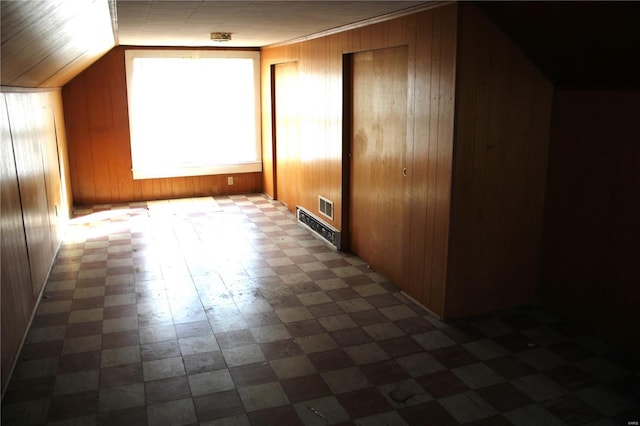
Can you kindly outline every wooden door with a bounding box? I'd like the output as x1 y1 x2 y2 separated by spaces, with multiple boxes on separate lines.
349 46 409 287
273 61 300 212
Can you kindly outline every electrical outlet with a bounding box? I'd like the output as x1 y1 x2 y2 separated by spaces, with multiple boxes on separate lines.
227 176 234 185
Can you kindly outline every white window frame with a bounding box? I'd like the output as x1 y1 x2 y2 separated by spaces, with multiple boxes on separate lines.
124 49 262 180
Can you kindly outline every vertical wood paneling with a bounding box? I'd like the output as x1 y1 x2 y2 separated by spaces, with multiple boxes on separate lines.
445 4 553 318
350 46 408 287
1 89 71 391
274 61 301 211
404 6 458 315
261 5 458 315
63 47 263 205
543 90 640 354
1 94 33 390
6 93 56 297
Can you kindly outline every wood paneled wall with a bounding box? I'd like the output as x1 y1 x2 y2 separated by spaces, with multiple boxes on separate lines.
543 90 640 353
62 47 262 205
261 5 459 316
444 4 553 318
1 89 71 392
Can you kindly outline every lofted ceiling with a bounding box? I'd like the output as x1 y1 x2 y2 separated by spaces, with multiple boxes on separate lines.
1 1 638 89
0 0 430 88
115 1 430 47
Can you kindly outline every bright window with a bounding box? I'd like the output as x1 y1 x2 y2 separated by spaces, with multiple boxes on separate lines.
125 50 262 180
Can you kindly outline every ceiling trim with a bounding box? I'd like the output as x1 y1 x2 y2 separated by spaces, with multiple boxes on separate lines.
265 0 453 48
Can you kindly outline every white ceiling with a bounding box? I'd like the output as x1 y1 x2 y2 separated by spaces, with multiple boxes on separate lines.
115 1 431 47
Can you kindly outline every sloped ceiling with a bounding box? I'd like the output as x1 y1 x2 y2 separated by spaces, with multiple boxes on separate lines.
1 0 429 89
2 0 638 89
1 0 116 88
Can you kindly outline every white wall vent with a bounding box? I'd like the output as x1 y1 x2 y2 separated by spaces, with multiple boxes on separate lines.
318 195 334 220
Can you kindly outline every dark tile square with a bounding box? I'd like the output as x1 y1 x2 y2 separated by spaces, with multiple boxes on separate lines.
486 355 538 380
32 312 70 328
101 330 139 349
441 324 485 344
141 339 180 361
308 349 355 372
330 328 373 347
216 329 256 349
71 297 105 310
174 320 212 338
349 310 387 326
144 375 191 403
342 274 374 287
323 259 350 269
57 351 101 373
247 405 303 426
360 360 410 386
545 365 599 391
230 363 278 386
430 345 478 369
308 302 344 318
326 288 360 301
100 363 144 388
183 350 226 374
494 332 535 353
103 304 137 319
281 374 333 402
266 294 303 309
337 388 391 418
547 340 594 363
416 371 469 399
65 321 104 338
244 311 282 327
98 406 147 426
466 415 513 426
378 336 423 358
394 317 436 334
2 376 56 403
543 394 603 425
499 313 540 330
306 269 338 280
398 401 458 426
47 390 99 421
550 321 587 338
288 281 321 295
261 339 303 360
476 382 532 412
20 340 64 360
285 319 325 337
365 293 402 308
195 389 245 421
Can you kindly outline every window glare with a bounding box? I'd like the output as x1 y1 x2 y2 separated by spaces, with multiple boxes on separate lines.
125 51 261 179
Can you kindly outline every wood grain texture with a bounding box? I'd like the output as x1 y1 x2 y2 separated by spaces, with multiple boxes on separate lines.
445 4 553 318
261 5 458 313
0 0 114 88
63 47 263 205
405 6 458 316
1 89 70 392
350 46 408 288
543 90 640 354
5 93 56 297
273 61 301 211
1 94 33 390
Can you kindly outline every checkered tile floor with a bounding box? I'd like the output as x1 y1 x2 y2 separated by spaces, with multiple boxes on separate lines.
2 194 639 425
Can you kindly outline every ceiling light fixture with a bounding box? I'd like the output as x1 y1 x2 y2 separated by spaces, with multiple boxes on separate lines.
210 32 232 42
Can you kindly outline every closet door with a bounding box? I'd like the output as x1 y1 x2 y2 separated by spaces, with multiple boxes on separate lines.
273 61 300 212
349 46 408 287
